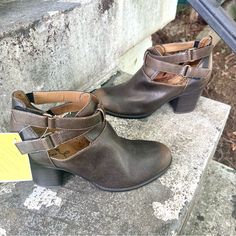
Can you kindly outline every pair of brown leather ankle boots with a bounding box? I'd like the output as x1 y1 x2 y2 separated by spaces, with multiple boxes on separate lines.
10 37 213 192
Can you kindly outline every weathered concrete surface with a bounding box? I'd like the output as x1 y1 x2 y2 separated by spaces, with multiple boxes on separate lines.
0 73 230 235
0 0 177 132
181 160 236 236
118 36 152 74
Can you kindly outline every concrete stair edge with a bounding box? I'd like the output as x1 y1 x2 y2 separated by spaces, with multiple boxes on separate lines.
181 160 236 235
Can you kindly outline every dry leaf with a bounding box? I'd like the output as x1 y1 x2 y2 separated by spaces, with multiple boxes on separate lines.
231 143 236 151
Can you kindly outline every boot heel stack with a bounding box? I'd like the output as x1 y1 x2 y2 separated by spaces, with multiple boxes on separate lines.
30 159 65 187
170 89 203 113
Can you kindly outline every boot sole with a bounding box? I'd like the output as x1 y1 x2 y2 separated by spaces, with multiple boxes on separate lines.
93 158 172 192
32 157 172 192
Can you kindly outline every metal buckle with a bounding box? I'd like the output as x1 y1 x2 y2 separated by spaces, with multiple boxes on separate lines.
43 112 56 129
39 126 55 150
43 135 56 150
97 108 106 122
180 65 191 78
187 48 195 62
143 50 150 65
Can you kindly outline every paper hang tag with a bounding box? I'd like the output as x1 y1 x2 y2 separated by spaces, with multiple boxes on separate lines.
0 133 32 183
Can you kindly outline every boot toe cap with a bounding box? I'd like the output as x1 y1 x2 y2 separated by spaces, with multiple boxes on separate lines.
142 141 172 177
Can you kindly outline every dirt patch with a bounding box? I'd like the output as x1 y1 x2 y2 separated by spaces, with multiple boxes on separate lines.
152 7 236 169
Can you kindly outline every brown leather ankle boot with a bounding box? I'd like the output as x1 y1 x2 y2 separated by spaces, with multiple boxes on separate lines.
93 37 213 118
10 90 171 191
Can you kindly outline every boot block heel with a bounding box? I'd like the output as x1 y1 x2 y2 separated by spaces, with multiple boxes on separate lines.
30 159 65 187
170 89 203 113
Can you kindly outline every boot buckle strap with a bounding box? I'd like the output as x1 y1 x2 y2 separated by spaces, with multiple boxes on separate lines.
187 48 195 62
180 65 191 78
97 108 106 122
43 113 56 129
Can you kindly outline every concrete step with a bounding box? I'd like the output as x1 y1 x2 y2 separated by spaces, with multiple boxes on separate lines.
0 1 231 234
0 72 230 235
181 160 236 236
0 0 177 132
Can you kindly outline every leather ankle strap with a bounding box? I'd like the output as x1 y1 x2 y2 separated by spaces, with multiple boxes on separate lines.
12 91 105 155
15 128 94 155
148 36 213 64
149 45 213 63
11 108 103 130
145 53 211 79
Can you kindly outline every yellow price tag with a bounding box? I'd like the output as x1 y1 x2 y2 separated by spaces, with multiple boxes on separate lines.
0 133 32 182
